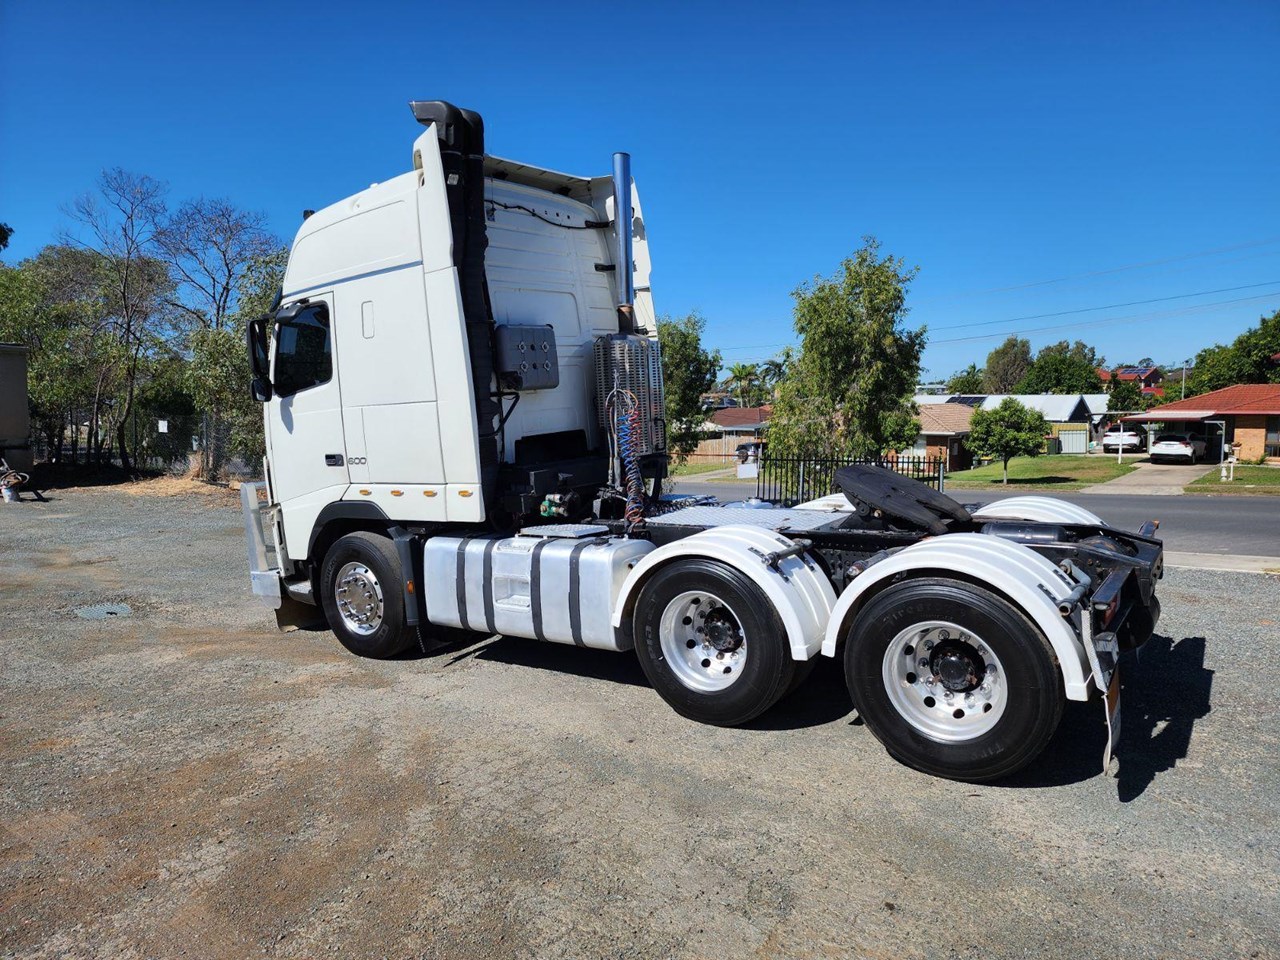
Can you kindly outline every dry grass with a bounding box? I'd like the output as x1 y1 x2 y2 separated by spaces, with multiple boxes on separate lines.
53 471 245 501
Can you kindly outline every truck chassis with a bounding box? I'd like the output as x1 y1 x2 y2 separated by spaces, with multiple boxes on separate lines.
245 465 1162 783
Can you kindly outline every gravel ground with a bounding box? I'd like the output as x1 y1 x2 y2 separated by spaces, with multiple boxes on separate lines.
1 486 1278 960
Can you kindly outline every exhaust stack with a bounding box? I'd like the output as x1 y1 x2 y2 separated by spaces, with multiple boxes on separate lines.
612 152 636 332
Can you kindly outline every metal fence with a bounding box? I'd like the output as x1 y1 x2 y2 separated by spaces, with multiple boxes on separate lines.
756 455 946 504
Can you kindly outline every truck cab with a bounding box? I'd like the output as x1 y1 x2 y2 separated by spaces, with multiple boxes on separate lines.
249 102 665 570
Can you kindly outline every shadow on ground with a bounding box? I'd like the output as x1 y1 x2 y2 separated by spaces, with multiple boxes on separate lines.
1114 634 1213 802
452 634 650 687
998 633 1212 797
429 628 1213 795
25 463 161 491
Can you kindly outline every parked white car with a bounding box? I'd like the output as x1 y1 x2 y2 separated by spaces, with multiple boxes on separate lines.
1102 425 1145 451
1149 433 1207 463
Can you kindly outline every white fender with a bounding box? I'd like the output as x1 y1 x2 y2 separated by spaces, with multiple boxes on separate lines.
821 533 1091 701
798 492 1106 528
611 525 837 661
970 496 1104 526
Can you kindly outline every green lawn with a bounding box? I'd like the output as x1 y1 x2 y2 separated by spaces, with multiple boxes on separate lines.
669 459 735 477
945 455 1138 491
1186 464 1280 494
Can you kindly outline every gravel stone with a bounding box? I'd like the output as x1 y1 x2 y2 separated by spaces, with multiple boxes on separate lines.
1 487 1277 959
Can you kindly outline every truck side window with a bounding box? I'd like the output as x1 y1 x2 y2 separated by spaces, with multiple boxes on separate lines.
273 304 332 397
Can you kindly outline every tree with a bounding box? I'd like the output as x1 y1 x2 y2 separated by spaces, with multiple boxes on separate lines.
1016 347 1103 394
946 363 985 393
186 246 289 468
158 198 276 333
1 246 125 465
1107 379 1154 413
1035 339 1104 368
982 336 1032 393
760 347 794 395
0 223 12 252
966 397 1049 484
64 169 175 472
768 237 925 459
656 311 721 462
157 197 278 477
1184 308 1280 395
726 362 762 407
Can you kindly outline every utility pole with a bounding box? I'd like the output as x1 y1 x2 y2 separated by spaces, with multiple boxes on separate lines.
1181 358 1190 400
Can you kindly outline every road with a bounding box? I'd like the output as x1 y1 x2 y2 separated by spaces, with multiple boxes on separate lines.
2 487 1277 959
670 480 1280 557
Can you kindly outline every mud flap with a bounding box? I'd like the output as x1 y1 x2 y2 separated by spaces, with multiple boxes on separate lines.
1083 626 1122 772
274 594 329 632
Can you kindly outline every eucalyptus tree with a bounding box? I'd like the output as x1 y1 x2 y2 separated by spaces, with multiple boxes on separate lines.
769 237 925 459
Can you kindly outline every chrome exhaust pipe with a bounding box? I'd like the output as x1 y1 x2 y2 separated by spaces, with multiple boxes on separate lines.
612 152 635 331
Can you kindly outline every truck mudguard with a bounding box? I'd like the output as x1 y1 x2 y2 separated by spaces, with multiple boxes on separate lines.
822 532 1092 701
611 525 837 660
969 496 1105 526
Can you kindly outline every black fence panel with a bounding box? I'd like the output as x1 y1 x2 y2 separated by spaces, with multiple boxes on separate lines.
756 455 945 504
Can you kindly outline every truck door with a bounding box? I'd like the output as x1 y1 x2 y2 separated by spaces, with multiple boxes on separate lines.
266 294 349 505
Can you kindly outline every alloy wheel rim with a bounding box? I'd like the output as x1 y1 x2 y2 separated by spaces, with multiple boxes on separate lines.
334 561 384 636
881 620 1007 742
658 590 747 692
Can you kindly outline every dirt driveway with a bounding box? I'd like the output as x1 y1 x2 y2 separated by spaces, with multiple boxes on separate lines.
1 487 1278 959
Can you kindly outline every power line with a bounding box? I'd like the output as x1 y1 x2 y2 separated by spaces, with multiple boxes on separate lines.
927 291 1280 345
713 279 1280 354
927 280 1280 332
912 236 1280 305
710 276 1280 362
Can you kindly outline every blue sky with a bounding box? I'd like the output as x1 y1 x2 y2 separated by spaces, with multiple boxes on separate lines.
2 1 1277 381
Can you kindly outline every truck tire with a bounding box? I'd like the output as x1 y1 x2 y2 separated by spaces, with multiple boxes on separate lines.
319 531 416 659
843 577 1064 783
632 559 795 726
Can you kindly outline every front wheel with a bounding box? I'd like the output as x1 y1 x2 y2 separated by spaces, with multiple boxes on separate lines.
319 531 416 659
844 577 1064 782
632 559 796 726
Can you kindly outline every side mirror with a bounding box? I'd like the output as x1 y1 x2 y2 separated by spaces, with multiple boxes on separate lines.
247 316 272 402
247 316 271 378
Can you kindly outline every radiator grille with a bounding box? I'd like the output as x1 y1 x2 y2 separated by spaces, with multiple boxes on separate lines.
593 334 667 455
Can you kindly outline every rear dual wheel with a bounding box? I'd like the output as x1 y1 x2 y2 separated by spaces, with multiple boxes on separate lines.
844 577 1064 782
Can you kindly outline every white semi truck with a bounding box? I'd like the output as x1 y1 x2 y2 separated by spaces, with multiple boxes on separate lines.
242 101 1164 782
